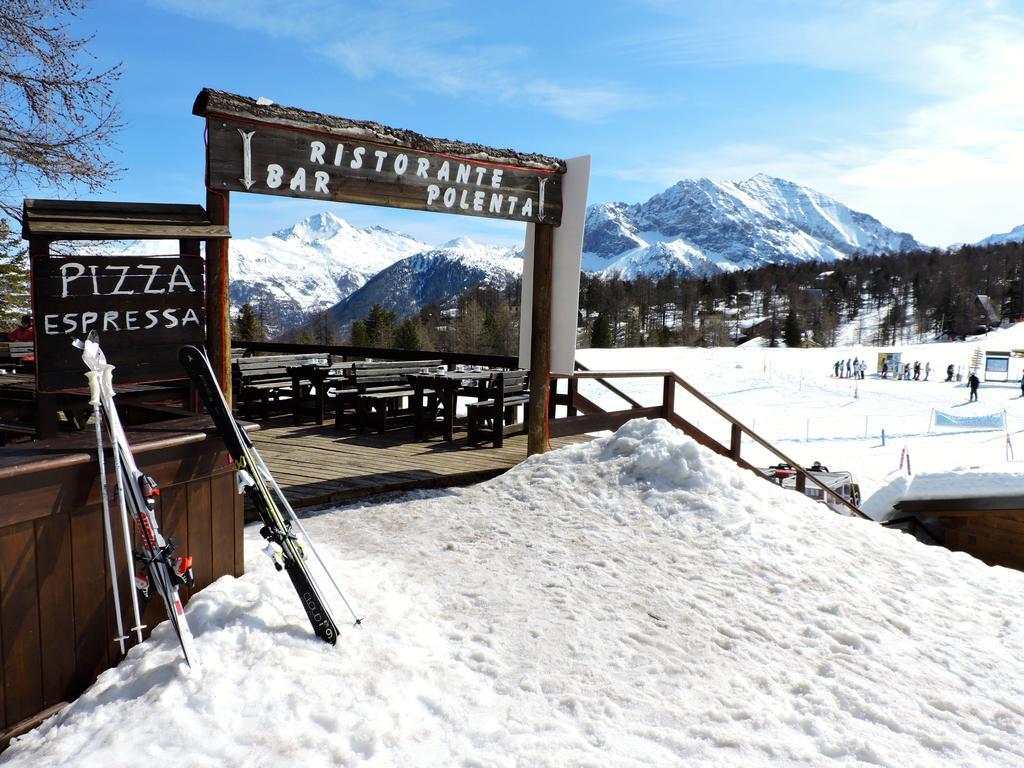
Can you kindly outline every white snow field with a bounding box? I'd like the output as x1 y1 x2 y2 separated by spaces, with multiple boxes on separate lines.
578 321 1024 507
4 331 1024 766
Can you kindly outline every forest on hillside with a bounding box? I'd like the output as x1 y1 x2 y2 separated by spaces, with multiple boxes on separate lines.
242 239 1024 354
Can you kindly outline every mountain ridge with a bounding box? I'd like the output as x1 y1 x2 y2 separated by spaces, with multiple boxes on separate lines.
208 176 1022 332
583 174 926 279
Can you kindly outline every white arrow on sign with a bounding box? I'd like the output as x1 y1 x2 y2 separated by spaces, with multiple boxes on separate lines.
238 129 255 189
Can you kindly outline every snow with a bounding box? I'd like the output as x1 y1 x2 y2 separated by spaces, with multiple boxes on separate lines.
233 212 430 307
6 332 1024 765
577 321 1024 511
861 469 1024 522
976 223 1024 247
582 175 922 278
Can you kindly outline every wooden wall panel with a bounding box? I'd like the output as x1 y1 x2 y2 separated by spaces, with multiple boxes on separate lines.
104 479 137 664
209 471 235 583
69 505 108 695
0 421 242 746
33 514 76 708
233 473 244 578
0 521 42 726
186 480 213 591
159 483 190 602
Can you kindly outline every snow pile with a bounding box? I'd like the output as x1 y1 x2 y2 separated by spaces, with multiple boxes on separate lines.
4 419 1024 766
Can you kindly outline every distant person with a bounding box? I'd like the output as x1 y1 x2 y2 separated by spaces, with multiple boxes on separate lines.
946 364 954 382
968 372 980 402
4 314 33 342
860 360 867 379
913 361 921 380
846 359 852 378
834 360 841 378
903 363 911 380
925 361 931 381
1019 372 1024 398
882 362 889 379
810 460 829 472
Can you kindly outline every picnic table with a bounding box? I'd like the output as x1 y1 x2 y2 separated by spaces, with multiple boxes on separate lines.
407 368 495 441
0 372 192 442
287 360 353 425
0 373 37 444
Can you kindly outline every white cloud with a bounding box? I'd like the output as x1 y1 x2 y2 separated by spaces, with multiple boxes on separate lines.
612 0 1024 244
150 0 639 122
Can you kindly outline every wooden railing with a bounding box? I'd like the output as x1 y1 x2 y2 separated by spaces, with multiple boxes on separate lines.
549 365 868 519
231 340 517 371
229 342 865 517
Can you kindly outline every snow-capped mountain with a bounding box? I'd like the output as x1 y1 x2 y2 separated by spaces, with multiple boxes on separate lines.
583 174 925 279
229 212 429 328
329 238 522 328
167 175 932 333
976 224 1024 247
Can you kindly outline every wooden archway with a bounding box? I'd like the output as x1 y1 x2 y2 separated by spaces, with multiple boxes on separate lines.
193 89 574 454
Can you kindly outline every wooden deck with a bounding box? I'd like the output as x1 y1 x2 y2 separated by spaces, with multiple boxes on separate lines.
250 416 589 510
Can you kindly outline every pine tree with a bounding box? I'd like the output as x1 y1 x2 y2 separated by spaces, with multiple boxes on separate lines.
394 319 425 350
454 299 486 353
350 320 369 347
783 310 803 348
0 220 28 329
364 304 396 346
590 312 613 348
233 302 267 342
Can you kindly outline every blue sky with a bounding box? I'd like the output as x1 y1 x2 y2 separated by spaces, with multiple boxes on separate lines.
50 0 1024 247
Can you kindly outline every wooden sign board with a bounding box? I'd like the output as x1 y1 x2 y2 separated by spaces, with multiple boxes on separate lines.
31 254 205 392
205 118 563 226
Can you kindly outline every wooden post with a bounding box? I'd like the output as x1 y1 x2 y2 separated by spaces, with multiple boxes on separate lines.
205 189 232 404
180 238 203 413
662 374 675 419
28 238 59 438
730 423 742 460
527 224 555 456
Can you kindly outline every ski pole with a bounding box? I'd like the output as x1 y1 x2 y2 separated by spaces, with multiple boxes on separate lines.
253 455 362 626
102 363 147 643
87 369 129 655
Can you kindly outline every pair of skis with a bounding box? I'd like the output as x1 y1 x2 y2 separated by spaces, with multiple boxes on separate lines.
78 333 200 670
179 345 361 644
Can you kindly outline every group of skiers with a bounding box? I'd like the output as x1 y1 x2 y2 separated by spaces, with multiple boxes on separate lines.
880 360 931 381
833 358 867 379
830 356 991 401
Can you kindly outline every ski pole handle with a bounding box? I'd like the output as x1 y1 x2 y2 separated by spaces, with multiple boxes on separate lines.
102 364 116 397
86 370 102 406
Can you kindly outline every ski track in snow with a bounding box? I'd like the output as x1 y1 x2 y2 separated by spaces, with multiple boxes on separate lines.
4 416 1024 767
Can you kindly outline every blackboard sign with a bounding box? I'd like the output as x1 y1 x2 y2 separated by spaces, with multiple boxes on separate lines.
206 118 563 226
31 254 206 392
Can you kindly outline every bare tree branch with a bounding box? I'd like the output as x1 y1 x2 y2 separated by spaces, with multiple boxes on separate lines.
0 0 123 205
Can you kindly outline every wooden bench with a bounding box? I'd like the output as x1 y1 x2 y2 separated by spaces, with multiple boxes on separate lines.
466 370 530 447
335 359 441 431
0 342 34 371
0 419 35 446
233 353 328 420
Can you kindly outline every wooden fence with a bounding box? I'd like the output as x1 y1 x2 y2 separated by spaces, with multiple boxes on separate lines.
550 365 867 518
237 342 865 515
0 417 243 747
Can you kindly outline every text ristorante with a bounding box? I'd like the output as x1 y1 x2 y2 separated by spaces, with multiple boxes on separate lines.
205 117 562 225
